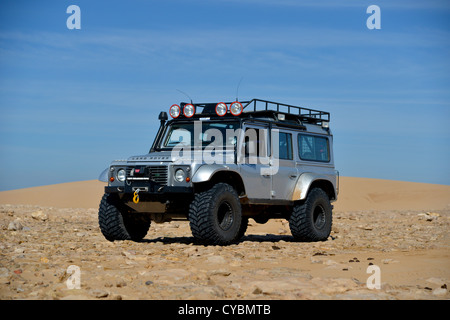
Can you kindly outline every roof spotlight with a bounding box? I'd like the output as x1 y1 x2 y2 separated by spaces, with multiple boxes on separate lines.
215 102 227 117
169 104 181 118
183 104 195 118
230 101 243 116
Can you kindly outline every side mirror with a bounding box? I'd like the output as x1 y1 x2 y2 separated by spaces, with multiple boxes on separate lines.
98 167 109 182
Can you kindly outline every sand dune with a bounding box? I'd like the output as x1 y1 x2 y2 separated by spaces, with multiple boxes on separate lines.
0 180 105 209
334 177 450 211
0 177 449 211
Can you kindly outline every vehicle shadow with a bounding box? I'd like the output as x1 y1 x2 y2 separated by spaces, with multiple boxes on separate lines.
140 234 297 245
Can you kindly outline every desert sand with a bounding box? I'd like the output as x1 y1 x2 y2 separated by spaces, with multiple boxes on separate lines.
0 177 449 300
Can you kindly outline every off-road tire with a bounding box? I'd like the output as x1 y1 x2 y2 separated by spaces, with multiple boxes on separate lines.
188 183 242 245
98 193 150 241
289 188 332 241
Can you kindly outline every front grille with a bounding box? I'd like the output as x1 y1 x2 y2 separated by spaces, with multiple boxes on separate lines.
126 166 168 185
148 166 168 185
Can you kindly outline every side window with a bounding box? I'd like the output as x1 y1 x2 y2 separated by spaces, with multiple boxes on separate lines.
298 134 330 162
278 132 293 160
244 127 268 159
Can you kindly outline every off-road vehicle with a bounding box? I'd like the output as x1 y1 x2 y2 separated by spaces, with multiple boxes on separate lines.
98 99 338 245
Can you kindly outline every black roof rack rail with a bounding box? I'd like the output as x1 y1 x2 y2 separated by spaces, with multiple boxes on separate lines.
242 99 330 124
176 99 329 125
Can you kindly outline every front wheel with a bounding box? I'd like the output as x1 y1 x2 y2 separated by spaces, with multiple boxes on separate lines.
289 188 332 241
188 183 242 245
98 193 150 241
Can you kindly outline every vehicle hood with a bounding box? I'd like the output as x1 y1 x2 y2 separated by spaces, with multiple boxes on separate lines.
127 151 173 163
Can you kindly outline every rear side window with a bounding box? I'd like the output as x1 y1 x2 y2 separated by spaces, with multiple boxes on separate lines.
279 132 293 160
298 134 330 162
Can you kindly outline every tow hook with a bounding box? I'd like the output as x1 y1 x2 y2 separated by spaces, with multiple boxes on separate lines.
133 189 140 204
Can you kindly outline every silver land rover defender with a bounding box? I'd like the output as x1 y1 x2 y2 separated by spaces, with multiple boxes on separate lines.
98 99 338 245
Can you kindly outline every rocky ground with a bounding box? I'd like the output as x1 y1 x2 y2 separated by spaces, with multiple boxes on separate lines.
0 204 449 300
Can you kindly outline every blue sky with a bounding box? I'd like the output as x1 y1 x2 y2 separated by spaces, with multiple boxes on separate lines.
0 0 449 191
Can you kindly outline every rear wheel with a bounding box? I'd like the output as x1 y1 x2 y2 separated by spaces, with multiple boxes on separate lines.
98 193 150 241
188 183 242 245
289 188 332 241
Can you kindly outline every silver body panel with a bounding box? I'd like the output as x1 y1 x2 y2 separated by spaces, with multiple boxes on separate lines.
101 118 337 205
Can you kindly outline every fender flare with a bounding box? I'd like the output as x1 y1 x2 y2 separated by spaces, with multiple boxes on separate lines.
191 164 239 183
291 172 336 201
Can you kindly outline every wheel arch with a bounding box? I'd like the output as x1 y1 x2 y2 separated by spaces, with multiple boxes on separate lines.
292 173 337 202
192 166 245 196
308 179 336 201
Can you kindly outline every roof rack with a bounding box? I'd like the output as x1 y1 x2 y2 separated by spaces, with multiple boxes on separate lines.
242 99 330 125
177 99 330 125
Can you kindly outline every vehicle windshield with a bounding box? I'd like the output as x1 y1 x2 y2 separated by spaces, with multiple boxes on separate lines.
160 121 240 149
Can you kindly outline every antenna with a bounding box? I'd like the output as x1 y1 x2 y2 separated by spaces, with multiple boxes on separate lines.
176 89 193 104
235 76 243 102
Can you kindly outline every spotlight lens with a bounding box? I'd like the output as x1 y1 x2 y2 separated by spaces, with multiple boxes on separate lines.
215 102 227 116
169 104 181 118
183 104 195 118
230 102 243 116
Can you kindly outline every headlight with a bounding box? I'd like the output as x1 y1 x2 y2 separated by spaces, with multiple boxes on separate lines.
117 169 126 182
174 169 185 182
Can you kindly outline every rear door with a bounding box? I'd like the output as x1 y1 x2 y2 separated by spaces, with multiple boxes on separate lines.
239 124 271 200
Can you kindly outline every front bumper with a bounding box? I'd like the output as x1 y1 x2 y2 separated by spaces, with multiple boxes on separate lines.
105 184 193 216
105 185 193 194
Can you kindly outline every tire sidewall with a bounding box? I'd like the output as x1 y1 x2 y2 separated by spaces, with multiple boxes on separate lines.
307 191 332 239
98 193 150 242
289 188 332 241
210 187 242 242
98 193 130 241
189 183 242 245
